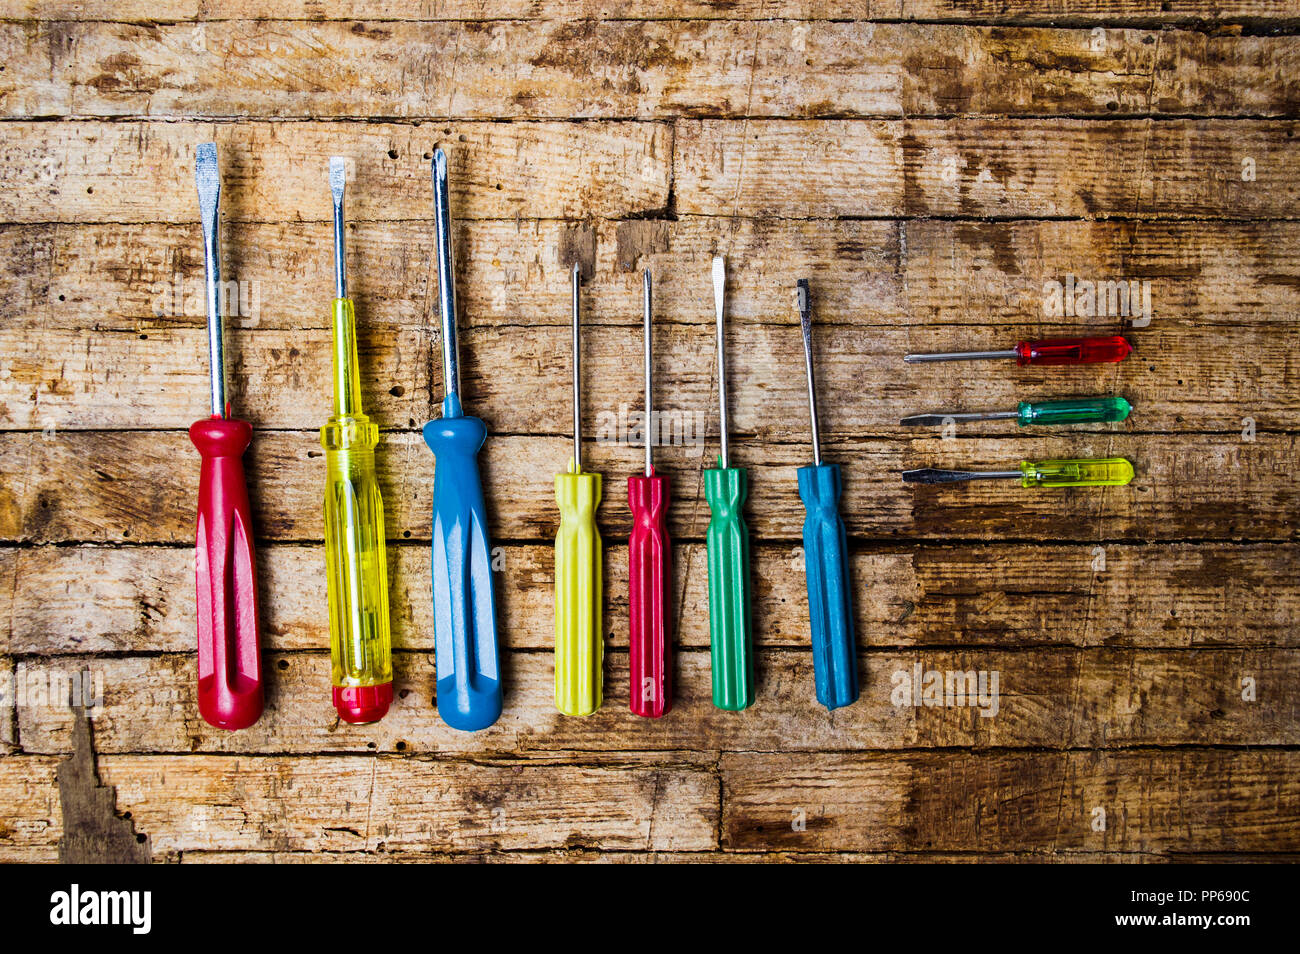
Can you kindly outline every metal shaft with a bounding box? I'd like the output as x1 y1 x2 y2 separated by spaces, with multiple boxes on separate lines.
904 348 1018 364
571 262 582 472
796 279 821 467
329 157 347 299
195 143 226 418
643 269 653 477
899 409 1019 427
712 256 729 470
902 468 1021 484
432 148 460 404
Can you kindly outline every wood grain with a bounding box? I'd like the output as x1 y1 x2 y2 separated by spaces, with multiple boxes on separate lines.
6 542 1295 655
12 647 1297 754
1 430 1293 544
721 749 1300 852
4 21 1295 120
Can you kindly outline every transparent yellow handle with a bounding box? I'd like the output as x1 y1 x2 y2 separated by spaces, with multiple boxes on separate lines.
322 299 392 721
1019 457 1135 488
555 461 602 716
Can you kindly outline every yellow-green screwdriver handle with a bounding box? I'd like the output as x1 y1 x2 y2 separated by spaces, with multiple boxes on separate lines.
555 459 603 716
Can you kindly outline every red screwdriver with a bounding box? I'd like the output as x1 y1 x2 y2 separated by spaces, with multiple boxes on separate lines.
628 269 672 718
190 143 263 731
904 335 1131 366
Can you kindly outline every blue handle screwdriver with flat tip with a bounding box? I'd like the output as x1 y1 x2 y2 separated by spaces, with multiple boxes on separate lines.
796 279 858 711
422 148 503 731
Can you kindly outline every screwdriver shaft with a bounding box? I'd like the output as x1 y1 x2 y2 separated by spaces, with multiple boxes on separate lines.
904 349 1018 363
713 256 729 470
433 148 461 406
797 279 821 467
572 263 582 472
643 269 653 476
195 143 227 418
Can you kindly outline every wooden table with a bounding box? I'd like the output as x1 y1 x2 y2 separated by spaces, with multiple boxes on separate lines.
1 2 1297 863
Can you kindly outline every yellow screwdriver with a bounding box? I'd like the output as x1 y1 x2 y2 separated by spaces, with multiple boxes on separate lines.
554 263 603 716
321 156 393 723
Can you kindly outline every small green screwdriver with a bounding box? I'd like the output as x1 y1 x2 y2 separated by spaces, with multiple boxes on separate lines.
903 457 1135 487
901 396 1132 428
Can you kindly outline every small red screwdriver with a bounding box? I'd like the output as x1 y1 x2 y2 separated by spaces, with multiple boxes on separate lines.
904 335 1131 366
628 269 672 719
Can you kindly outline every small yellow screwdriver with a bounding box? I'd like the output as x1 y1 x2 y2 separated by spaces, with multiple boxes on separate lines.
554 263 603 716
322 157 393 724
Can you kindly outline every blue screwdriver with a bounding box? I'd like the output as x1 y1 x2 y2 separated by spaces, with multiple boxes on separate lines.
422 148 504 731
795 279 858 711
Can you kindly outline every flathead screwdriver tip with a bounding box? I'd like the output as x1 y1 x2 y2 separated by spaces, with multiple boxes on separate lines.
329 156 346 202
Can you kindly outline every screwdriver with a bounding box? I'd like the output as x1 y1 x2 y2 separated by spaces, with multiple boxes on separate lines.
796 279 858 712
554 263 603 717
628 269 672 719
904 335 1131 366
903 457 1135 487
901 396 1133 428
322 157 393 724
189 143 264 732
422 148 504 731
704 256 753 711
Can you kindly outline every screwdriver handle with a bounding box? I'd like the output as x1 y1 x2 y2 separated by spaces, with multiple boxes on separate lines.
322 298 393 724
424 394 503 731
554 464 603 716
1020 457 1136 488
190 416 264 731
628 468 672 718
1018 396 1132 425
797 463 858 711
1015 336 1131 366
705 464 753 711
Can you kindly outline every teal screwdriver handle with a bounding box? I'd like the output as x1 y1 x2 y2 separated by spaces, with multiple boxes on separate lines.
1018 396 1132 426
705 462 754 711
423 393 503 731
797 462 858 710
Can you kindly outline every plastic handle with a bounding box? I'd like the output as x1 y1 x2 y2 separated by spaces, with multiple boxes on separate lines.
1017 396 1133 426
628 467 671 718
797 463 858 711
423 393 504 731
190 416 264 731
1015 336 1132 366
705 463 753 711
555 463 603 716
1019 457 1136 488
323 297 393 724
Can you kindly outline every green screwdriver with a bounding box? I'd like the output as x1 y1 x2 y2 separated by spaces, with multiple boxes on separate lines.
901 396 1132 428
903 457 1135 487
704 255 753 711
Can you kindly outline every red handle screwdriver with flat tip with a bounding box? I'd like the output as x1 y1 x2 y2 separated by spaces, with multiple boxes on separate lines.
904 335 1131 366
628 269 672 718
190 143 264 731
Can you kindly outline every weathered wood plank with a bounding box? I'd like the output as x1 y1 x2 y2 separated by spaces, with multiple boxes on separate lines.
721 749 1300 851
0 751 720 855
2 119 1297 226
676 119 1300 218
2 431 1294 543
14 647 1298 754
0 120 671 225
5 2 1297 24
4 21 1296 120
2 319 1294 435
6 218 1297 332
6 542 1295 655
0 656 14 754
3 749 1294 857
